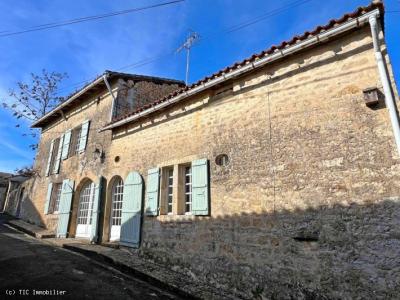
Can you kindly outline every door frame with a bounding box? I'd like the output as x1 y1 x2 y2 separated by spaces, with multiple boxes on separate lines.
75 181 95 239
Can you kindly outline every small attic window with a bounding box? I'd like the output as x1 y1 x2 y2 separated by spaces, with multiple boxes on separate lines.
215 154 229 166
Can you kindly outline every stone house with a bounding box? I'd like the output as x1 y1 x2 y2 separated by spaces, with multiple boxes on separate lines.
14 2 400 298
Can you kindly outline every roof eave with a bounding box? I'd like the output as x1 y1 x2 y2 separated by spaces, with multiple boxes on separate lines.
31 75 105 128
101 7 381 132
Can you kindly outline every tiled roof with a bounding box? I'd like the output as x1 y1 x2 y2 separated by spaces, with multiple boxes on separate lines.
31 70 184 128
107 1 384 127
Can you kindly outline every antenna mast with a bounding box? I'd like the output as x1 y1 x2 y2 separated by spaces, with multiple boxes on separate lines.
177 31 199 85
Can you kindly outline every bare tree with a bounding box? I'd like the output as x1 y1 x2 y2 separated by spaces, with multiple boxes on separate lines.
2 69 67 149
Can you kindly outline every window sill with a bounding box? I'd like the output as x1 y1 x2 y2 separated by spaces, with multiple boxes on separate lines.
156 214 203 224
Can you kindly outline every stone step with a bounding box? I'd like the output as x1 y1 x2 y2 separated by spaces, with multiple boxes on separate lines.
6 219 55 239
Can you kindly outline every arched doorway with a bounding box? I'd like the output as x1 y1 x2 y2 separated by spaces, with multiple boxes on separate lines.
110 176 124 241
76 180 95 238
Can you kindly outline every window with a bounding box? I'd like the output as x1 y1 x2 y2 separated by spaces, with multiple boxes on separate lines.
215 154 229 166
184 166 192 214
69 125 82 157
147 159 209 216
111 178 124 226
77 182 95 226
51 183 62 213
167 169 173 214
49 137 60 174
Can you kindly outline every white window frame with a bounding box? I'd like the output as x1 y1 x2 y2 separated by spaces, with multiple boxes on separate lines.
167 169 174 215
52 183 63 214
184 166 192 215
111 178 124 226
74 126 82 155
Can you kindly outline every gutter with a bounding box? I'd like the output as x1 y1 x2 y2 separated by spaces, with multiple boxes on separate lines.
369 14 400 156
100 8 381 132
103 73 117 122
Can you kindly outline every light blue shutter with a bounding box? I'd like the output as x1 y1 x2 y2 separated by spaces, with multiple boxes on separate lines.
45 140 55 176
61 130 72 160
120 171 143 248
56 179 75 238
44 183 53 214
90 177 103 243
78 120 90 153
191 159 210 216
53 135 64 174
145 168 159 216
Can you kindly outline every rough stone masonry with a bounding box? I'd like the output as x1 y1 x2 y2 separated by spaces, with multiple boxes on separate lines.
9 2 400 299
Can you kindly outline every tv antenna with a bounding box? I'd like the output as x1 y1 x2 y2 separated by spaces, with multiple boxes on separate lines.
177 30 200 85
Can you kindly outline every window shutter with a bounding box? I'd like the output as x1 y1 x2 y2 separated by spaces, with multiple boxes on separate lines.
145 168 160 216
191 159 210 216
61 130 72 160
90 177 104 243
56 179 75 238
53 135 64 174
78 120 90 153
45 140 55 176
120 171 143 248
44 183 53 214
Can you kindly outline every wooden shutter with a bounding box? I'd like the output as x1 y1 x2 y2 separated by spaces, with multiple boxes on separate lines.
191 159 210 216
44 183 53 214
45 140 55 176
78 120 90 153
61 130 72 160
53 135 64 174
90 177 104 243
56 179 74 238
145 168 159 216
120 171 143 248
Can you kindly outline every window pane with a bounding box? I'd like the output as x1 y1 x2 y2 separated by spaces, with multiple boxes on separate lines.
185 166 192 213
111 178 124 226
167 169 173 214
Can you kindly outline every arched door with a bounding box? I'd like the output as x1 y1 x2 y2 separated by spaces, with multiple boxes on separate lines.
120 171 143 248
110 177 124 241
76 181 95 238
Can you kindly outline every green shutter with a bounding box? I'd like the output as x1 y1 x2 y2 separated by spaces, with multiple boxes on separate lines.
56 179 74 238
45 140 55 176
145 168 160 216
61 130 72 160
191 159 210 216
78 120 90 153
120 171 143 248
53 135 64 174
90 177 104 243
44 183 53 214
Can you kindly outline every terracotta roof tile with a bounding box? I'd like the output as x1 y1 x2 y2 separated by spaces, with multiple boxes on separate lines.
106 1 384 128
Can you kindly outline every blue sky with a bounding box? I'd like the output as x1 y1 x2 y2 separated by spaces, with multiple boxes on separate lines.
0 0 399 173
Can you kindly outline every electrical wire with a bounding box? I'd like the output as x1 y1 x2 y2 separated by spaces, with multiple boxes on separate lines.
56 0 314 94
0 0 184 38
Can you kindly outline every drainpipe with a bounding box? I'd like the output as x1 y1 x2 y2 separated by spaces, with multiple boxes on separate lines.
103 73 117 122
369 14 400 156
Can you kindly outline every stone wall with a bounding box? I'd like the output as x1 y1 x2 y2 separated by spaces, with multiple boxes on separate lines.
23 23 400 299
113 79 182 120
109 26 400 298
